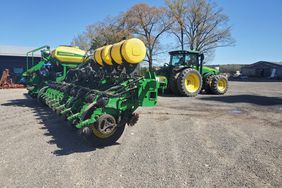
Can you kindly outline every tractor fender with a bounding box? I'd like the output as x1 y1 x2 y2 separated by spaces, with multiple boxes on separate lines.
172 67 191 75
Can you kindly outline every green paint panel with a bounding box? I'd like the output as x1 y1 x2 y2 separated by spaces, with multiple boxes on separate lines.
57 51 84 57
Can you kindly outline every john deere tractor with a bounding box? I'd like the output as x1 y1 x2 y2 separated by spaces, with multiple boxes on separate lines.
157 50 228 97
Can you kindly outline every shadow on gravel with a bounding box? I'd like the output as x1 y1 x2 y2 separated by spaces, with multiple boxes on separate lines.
229 79 282 82
199 94 282 106
159 89 222 98
1 94 118 156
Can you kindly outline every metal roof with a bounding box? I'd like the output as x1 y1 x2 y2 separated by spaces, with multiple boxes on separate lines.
243 61 282 68
255 61 282 67
270 62 282 66
0 45 41 57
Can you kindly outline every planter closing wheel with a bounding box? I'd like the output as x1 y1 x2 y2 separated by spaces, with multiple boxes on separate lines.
82 114 125 146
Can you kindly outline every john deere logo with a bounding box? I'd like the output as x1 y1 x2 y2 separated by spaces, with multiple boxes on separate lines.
57 51 84 57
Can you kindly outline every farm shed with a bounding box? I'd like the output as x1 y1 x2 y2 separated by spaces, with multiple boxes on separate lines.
0 45 41 81
241 61 282 79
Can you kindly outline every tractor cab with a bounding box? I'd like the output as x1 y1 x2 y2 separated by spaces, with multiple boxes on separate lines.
168 50 204 74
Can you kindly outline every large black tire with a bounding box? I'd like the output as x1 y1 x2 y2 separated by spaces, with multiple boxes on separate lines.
177 68 202 97
203 74 214 94
82 114 126 147
168 73 180 95
210 75 229 95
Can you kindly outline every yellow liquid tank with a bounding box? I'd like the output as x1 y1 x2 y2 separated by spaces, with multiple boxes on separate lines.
52 46 86 63
93 38 146 66
94 47 103 66
101 45 113 65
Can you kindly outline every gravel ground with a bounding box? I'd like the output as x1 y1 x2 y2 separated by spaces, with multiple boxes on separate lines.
0 81 281 188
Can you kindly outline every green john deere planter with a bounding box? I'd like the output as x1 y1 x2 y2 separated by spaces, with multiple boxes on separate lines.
157 50 229 97
34 38 158 146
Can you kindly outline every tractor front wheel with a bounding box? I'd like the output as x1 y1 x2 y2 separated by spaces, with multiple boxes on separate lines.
177 68 202 97
210 75 229 95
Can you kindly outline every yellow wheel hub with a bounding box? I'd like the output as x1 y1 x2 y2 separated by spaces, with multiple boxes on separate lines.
91 115 117 139
184 73 200 93
217 78 227 92
92 127 116 139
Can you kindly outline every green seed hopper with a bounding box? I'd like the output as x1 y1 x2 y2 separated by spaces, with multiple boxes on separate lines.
23 45 86 97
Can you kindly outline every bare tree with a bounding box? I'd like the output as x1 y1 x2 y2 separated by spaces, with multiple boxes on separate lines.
123 3 172 71
166 0 234 61
72 34 90 51
166 0 187 50
72 16 132 51
186 0 235 52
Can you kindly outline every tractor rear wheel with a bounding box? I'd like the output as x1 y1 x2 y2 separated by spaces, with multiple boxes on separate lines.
210 75 229 95
168 73 180 95
82 114 125 147
177 68 202 97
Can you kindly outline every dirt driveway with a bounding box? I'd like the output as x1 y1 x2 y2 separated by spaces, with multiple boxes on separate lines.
0 81 281 187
